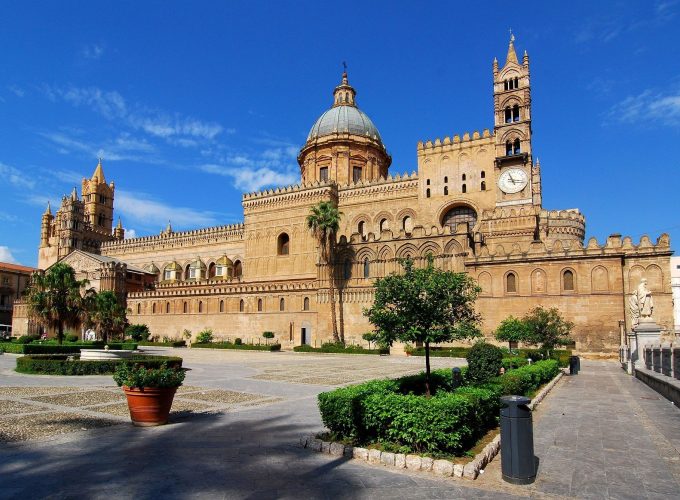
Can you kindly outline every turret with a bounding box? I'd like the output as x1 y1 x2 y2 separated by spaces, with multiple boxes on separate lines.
40 202 53 247
114 217 125 240
82 158 115 234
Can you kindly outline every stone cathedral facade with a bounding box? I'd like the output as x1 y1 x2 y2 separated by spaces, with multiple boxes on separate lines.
15 38 674 355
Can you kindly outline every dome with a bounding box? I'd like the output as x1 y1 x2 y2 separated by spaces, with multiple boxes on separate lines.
216 255 234 267
307 105 383 144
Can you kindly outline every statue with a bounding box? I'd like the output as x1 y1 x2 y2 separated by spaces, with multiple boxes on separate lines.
629 278 654 325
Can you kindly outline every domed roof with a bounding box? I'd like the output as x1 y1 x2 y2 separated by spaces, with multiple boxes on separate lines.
307 106 382 143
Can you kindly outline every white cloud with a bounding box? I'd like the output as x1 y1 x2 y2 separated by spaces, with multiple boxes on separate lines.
8 85 25 97
124 228 137 239
608 89 680 126
0 246 18 264
0 162 36 189
81 43 104 60
116 190 220 229
200 163 298 192
40 131 159 163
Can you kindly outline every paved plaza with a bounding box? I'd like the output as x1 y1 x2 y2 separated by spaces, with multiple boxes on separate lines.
0 349 679 499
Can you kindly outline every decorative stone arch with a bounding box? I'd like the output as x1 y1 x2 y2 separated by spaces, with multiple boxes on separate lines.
499 67 520 80
628 265 645 293
591 265 609 292
277 231 290 255
396 208 417 234
499 129 528 144
419 241 441 259
443 238 464 255
396 243 419 260
531 268 547 294
561 267 577 293
351 214 371 239
437 201 481 232
478 271 492 296
645 264 664 292
355 247 376 262
504 270 519 294
373 211 393 233
378 245 393 261
500 95 523 109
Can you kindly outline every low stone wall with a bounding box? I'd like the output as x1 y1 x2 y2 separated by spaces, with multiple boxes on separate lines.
635 367 680 407
642 344 680 380
299 369 565 480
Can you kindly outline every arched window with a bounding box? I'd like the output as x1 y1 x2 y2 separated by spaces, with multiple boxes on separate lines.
279 298 285 311
512 104 520 122
184 264 191 281
233 260 242 278
239 299 244 312
505 107 512 123
444 176 448 183
198 301 203 313
504 80 508 91
183 302 188 313
506 141 513 156
402 215 412 233
343 258 352 280
481 181 486 191
426 188 431 198
442 205 477 230
303 297 310 311
444 186 449 195
358 221 365 237
506 272 517 293
152 303 156 314
513 138 521 154
426 179 430 185
363 258 370 278
514 77 519 88
379 219 388 232
219 300 224 313
165 302 170 314
563 270 575 291
462 173 466 181
481 171 485 178
208 262 216 279
462 184 466 193
257 298 263 312
277 233 290 255
136 303 141 314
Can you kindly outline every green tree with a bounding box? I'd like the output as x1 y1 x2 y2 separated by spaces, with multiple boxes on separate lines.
85 291 128 343
523 307 574 357
495 316 531 350
262 331 275 345
125 324 150 342
362 332 377 349
306 200 342 343
24 262 90 345
364 258 482 396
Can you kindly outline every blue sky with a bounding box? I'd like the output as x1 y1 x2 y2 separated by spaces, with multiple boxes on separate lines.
1 1 679 267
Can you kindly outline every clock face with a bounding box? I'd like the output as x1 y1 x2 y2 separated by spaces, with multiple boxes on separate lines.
498 168 528 194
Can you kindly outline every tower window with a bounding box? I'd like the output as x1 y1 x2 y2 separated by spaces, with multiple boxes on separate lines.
303 297 310 311
506 141 513 156
363 258 370 278
277 233 290 255
505 107 512 123
444 186 449 195
353 166 362 183
481 171 485 178
152 303 156 314
513 138 521 154
481 181 486 191
198 301 203 313
280 298 285 311
426 188 431 198
402 216 412 233
504 80 508 91
220 300 224 313
183 302 188 313
462 184 466 193
98 215 104 226
514 77 519 88
443 205 477 229
513 105 520 122
239 299 245 312
506 272 518 293
233 260 242 278
165 302 170 314
319 167 329 181
462 174 466 181
426 179 430 185
379 218 388 232
444 176 448 183
136 303 141 314
358 221 365 237
257 299 263 312
563 270 575 291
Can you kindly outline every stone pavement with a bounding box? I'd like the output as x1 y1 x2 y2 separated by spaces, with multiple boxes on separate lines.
0 350 679 499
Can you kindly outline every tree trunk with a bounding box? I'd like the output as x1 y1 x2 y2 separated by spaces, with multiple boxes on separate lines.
338 287 345 344
425 341 431 397
328 273 340 344
57 322 64 345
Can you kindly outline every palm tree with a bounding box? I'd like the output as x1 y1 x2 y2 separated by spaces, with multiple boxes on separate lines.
84 291 128 343
307 201 342 343
24 262 90 345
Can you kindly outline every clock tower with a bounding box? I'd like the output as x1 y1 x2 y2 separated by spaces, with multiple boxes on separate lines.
493 34 541 208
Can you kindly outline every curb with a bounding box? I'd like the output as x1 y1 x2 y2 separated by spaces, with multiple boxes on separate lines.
299 368 566 480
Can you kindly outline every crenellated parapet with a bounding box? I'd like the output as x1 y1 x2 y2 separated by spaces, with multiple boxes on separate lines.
128 277 318 299
242 181 336 213
338 171 418 202
101 223 245 255
417 129 494 155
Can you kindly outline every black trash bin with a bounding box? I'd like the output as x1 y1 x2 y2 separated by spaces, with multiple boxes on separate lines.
569 355 580 375
500 395 536 485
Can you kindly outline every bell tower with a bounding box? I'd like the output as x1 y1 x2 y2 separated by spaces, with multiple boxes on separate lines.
493 34 541 207
82 158 115 235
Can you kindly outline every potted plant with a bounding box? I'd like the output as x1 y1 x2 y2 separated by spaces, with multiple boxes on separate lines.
113 361 185 426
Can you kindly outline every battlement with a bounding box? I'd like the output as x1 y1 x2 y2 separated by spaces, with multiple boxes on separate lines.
339 171 419 202
417 129 494 153
242 180 337 212
101 223 244 253
127 277 317 299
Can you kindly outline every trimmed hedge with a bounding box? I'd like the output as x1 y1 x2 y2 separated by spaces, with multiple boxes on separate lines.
317 360 560 455
294 343 389 355
16 354 182 375
407 346 572 367
501 356 528 370
406 346 470 358
137 341 186 347
192 342 281 352
20 343 137 355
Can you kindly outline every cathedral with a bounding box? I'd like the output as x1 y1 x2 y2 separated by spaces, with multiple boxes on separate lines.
13 37 674 355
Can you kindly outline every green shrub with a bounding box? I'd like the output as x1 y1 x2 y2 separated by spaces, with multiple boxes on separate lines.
501 356 528 370
234 337 242 345
1 343 25 354
293 343 388 355
65 334 79 342
466 342 503 384
125 324 150 342
192 342 281 352
15 355 182 375
194 328 213 344
113 361 185 388
137 340 186 347
406 346 471 358
496 360 560 396
17 335 39 344
262 331 275 339
20 343 137 355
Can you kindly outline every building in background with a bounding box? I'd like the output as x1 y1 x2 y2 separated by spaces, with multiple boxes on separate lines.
671 256 680 334
0 262 35 333
12 36 675 354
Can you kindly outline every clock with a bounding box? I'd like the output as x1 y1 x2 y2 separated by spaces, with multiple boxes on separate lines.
498 168 528 194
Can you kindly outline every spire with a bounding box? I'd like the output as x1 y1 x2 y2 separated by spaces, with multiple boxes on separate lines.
116 217 123 229
92 157 106 184
44 201 52 216
71 187 78 201
506 31 518 65
523 49 529 65
332 64 357 107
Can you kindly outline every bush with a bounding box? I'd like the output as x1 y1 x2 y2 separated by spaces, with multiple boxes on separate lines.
405 346 471 358
466 342 503 384
234 337 242 345
15 355 182 375
113 361 185 388
501 356 528 370
65 334 79 342
196 329 214 344
20 343 137 354
137 340 186 347
496 360 560 396
293 343 388 355
17 335 39 344
125 324 150 342
192 342 281 352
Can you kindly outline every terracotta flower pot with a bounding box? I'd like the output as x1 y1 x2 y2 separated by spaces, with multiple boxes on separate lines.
122 386 177 426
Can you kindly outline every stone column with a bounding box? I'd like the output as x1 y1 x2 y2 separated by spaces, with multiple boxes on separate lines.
632 319 662 369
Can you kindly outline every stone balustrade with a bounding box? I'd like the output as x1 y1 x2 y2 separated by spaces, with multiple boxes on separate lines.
642 344 680 380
